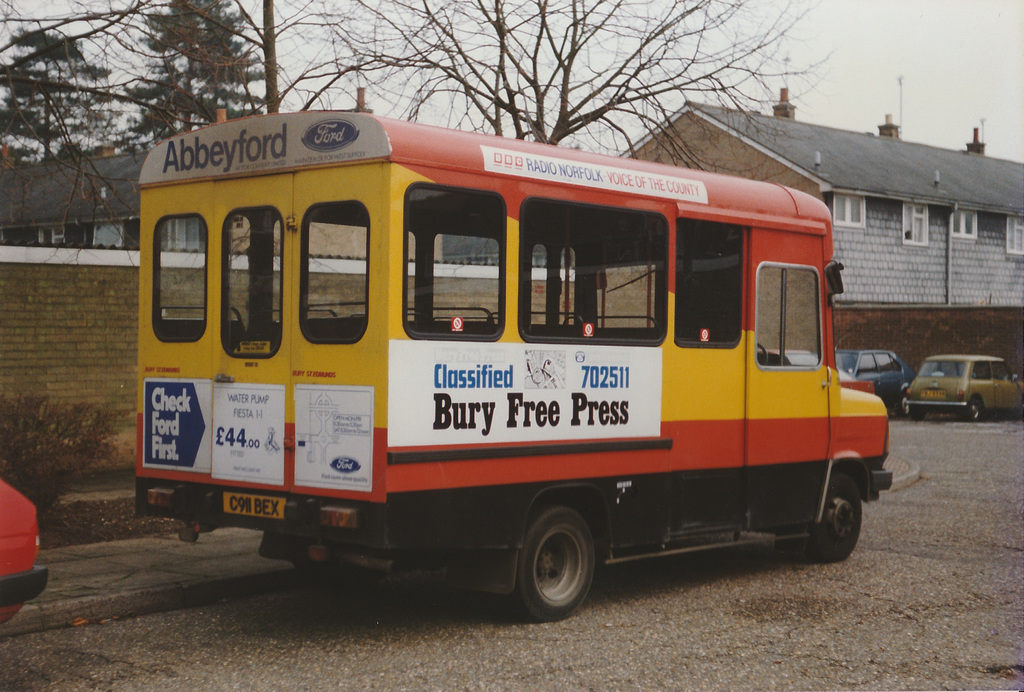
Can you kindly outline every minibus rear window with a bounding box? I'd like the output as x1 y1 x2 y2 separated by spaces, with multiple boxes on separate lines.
222 207 283 358
300 201 370 343
153 214 207 342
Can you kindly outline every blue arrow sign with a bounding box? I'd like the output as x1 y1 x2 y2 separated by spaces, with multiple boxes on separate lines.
144 381 207 468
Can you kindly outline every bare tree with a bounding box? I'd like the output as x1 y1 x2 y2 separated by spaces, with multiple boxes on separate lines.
342 0 815 157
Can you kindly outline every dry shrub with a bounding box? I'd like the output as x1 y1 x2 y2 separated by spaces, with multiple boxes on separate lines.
0 395 115 516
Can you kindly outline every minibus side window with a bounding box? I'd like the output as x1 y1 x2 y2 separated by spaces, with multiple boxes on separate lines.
519 198 667 344
300 201 370 343
755 264 821 368
675 219 743 347
404 185 505 340
222 207 283 358
153 214 207 342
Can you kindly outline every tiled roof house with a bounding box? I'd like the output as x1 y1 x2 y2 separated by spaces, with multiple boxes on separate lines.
0 149 143 249
635 91 1023 374
635 91 1024 309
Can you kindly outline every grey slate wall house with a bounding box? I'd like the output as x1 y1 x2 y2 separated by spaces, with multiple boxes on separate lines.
635 91 1024 375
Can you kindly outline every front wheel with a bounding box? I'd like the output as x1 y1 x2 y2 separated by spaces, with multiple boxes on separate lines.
516 506 594 622
898 392 911 417
806 473 862 563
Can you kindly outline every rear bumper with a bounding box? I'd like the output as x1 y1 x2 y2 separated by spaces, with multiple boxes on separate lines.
910 400 966 410
0 565 48 608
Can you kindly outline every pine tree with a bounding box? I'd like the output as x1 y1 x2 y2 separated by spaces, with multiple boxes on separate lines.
129 0 263 144
0 30 111 161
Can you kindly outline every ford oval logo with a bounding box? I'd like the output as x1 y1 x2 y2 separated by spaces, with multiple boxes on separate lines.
330 456 361 474
302 119 359 152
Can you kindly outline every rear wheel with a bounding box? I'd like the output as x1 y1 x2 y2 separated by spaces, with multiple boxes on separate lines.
909 405 926 421
516 506 594 622
806 473 862 563
964 396 984 422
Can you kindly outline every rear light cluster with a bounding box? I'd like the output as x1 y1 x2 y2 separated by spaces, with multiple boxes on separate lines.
320 505 359 528
957 389 965 402
147 487 175 508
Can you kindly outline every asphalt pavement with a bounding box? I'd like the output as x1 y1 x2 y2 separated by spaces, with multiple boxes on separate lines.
0 456 920 640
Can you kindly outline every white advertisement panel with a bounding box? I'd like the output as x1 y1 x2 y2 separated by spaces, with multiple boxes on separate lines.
294 385 374 492
143 378 213 473
480 144 709 204
211 383 286 485
388 340 662 448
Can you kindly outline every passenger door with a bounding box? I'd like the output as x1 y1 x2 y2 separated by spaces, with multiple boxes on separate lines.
210 174 294 490
969 361 995 410
745 239 832 530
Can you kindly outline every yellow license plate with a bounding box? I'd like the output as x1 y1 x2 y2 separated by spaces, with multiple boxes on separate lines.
921 389 947 400
223 492 285 519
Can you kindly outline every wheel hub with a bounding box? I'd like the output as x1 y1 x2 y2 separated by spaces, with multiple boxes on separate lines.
825 497 855 538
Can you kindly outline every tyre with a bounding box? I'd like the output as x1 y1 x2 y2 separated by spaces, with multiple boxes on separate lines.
898 392 911 417
806 473 862 563
909 405 926 421
516 506 594 622
963 396 984 422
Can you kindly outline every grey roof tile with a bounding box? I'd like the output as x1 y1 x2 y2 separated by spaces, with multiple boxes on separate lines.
688 104 1023 215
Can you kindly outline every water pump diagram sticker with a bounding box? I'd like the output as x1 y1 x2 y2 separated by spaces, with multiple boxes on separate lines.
294 385 374 492
143 378 212 472
211 382 286 485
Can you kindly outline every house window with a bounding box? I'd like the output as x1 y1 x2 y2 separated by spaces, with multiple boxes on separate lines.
952 210 977 239
903 203 928 246
1008 216 1024 256
94 222 125 248
833 194 864 228
159 216 204 252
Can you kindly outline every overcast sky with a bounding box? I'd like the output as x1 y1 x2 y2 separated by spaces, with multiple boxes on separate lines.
779 0 1023 162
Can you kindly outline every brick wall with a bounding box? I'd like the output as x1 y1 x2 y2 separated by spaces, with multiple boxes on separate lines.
0 263 138 422
834 305 1024 378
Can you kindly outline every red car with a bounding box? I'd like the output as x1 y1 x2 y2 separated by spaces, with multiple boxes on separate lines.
0 479 48 624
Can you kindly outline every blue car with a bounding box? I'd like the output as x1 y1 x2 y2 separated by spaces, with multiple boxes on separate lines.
836 349 916 416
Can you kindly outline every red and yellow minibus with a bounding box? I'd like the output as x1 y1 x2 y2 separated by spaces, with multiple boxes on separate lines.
136 112 891 621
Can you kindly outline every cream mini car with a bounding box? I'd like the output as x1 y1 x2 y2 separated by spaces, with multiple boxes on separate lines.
908 355 1023 421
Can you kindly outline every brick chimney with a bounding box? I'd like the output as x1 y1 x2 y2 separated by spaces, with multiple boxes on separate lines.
966 127 985 155
354 87 372 114
878 113 900 139
773 88 796 120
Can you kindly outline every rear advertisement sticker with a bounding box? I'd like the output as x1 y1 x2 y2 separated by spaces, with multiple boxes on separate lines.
294 385 374 492
387 340 661 447
211 383 286 485
143 378 212 472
